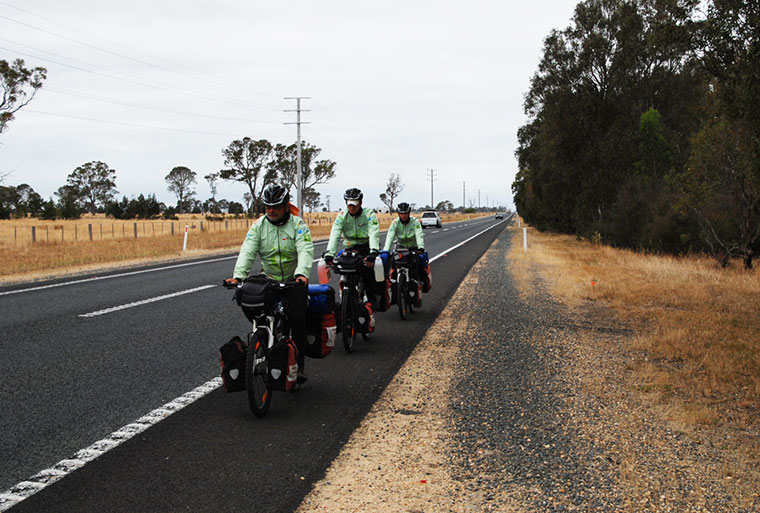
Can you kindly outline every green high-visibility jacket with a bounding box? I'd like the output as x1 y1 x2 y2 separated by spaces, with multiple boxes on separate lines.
325 207 380 257
233 214 314 281
383 216 425 252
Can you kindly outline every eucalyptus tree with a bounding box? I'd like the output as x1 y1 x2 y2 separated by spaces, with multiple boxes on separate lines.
220 138 275 214
165 166 197 213
0 58 46 135
66 161 118 214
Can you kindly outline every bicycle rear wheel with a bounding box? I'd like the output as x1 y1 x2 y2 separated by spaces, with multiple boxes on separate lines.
397 272 407 320
341 288 356 353
246 334 271 417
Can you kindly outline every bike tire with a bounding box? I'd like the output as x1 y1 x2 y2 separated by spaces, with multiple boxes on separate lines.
245 334 272 417
397 272 407 320
341 289 356 353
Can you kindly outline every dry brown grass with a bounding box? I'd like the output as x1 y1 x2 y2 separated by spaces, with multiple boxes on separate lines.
508 223 760 423
0 212 490 282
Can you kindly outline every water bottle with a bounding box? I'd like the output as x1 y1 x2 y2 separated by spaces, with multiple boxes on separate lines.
373 255 384 282
317 258 331 284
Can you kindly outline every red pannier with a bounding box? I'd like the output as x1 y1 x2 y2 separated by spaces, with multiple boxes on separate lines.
306 311 336 358
356 301 375 334
266 338 298 392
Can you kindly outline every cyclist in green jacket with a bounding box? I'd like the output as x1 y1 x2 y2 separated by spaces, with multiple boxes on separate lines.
225 183 314 386
323 188 381 306
383 202 431 293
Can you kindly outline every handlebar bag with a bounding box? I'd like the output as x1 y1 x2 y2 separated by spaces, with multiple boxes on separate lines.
236 275 272 309
307 284 336 314
334 251 363 274
219 336 246 393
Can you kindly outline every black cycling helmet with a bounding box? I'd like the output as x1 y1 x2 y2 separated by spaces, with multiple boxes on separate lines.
344 188 363 202
262 183 289 207
396 202 411 213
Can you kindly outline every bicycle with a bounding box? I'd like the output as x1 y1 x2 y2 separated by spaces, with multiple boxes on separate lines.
390 245 420 320
223 275 302 417
331 248 372 353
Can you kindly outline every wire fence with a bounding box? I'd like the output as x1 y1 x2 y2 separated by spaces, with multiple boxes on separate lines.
0 213 342 248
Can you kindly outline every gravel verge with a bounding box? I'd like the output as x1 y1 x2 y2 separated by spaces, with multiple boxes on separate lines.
296 228 760 512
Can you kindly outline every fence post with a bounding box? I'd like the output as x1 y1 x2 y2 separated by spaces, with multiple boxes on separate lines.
75 225 78 241
62 226 65 242
200 221 204 232
88 224 93 241
14 226 17 244
171 223 174 236
46 226 49 242
32 226 36 242
225 220 228 230
134 222 138 238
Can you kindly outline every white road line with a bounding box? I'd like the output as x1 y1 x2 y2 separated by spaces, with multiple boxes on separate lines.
0 256 237 297
0 378 223 512
0 216 509 511
429 218 508 263
78 285 215 318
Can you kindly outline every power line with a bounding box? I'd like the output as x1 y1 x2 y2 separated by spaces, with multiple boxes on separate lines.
43 87 278 124
25 109 243 137
0 44 279 111
0 10 280 99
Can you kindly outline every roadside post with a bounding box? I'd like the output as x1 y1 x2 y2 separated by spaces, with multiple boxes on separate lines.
183 224 189 252
523 227 528 252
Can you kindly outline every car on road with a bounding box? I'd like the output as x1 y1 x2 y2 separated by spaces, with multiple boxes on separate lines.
420 211 442 229
495 212 504 219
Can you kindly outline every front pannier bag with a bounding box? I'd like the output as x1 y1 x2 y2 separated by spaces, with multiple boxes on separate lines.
219 336 247 392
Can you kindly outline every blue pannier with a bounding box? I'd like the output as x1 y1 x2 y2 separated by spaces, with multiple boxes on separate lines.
307 284 336 314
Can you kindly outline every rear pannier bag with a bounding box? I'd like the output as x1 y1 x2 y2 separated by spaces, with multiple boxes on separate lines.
306 311 336 358
219 336 246 393
356 301 375 334
421 265 432 293
377 278 392 312
307 284 336 314
266 338 298 392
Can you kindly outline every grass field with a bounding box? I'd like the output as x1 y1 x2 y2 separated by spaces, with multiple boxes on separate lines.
0 211 490 281
508 223 760 426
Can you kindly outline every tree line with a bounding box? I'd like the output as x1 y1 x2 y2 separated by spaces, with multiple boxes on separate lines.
0 138 336 221
511 0 759 268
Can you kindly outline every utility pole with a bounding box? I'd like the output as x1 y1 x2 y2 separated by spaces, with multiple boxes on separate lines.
284 97 311 214
427 169 437 209
462 181 466 213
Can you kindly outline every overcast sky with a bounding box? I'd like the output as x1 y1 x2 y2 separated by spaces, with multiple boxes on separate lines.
0 0 579 212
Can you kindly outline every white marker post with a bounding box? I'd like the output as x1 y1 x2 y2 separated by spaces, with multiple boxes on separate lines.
182 224 189 252
523 227 527 252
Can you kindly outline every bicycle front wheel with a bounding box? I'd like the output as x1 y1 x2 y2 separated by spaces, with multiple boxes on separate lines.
246 334 271 417
341 288 356 353
397 272 407 320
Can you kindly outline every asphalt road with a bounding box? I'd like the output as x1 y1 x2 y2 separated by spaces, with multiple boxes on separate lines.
0 215 509 512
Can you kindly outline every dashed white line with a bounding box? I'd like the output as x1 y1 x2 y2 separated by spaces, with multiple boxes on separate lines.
0 216 510 511
78 285 215 317
0 378 223 512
